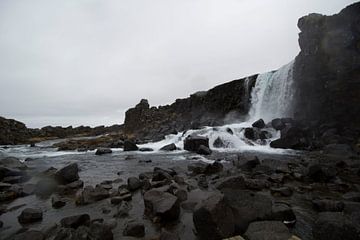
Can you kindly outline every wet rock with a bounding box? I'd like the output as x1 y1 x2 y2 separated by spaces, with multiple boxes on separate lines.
160 143 177 151
174 189 188 202
55 222 113 240
123 221 145 238
342 192 360 202
307 164 337 182
234 156 260 171
114 202 131 218
193 192 235 240
271 202 296 224
2 175 30 184
0 220 3 228
144 189 180 221
13 230 45 240
95 147 112 155
152 168 173 181
223 189 272 233
22 183 36 196
184 135 209 152
55 163 79 184
215 174 246 190
197 145 212 155
271 118 286 131
214 137 226 148
139 147 154 152
323 144 355 157
60 214 90 228
313 212 359 240
91 185 110 201
123 140 139 151
159 229 180 240
312 199 345 212
270 187 293 197
188 161 208 174
66 180 84 189
110 197 123 205
52 195 66 209
244 128 256 140
244 221 291 240
245 178 270 191
252 119 265 129
18 208 43 224
127 177 143 191
197 174 208 189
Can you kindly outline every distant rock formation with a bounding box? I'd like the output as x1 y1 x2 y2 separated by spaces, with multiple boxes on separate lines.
123 75 257 141
293 2 360 129
0 116 123 145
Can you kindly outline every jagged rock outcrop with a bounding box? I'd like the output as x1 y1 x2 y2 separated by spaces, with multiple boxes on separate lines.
124 75 257 141
0 116 123 145
293 2 360 129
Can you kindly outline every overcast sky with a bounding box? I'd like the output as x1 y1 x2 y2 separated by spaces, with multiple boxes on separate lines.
0 0 356 128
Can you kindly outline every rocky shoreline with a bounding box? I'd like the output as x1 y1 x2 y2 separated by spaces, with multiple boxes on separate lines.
0 144 359 240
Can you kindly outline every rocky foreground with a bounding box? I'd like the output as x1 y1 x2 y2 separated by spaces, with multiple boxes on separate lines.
1 140 360 240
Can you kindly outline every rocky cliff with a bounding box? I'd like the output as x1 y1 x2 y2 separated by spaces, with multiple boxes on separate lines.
293 2 360 129
0 116 123 145
124 75 257 141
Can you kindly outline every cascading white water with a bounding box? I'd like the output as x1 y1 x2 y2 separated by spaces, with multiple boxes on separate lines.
139 61 295 153
249 61 295 122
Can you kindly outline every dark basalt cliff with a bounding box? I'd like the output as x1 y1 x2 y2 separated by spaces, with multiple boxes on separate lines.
124 75 257 141
293 2 360 129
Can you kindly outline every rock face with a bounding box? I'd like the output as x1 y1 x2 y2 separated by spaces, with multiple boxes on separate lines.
123 75 257 141
293 2 360 130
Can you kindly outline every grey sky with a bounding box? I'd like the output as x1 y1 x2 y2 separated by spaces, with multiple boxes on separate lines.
0 0 356 128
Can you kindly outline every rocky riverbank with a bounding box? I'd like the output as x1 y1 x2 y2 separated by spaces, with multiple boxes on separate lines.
0 145 359 240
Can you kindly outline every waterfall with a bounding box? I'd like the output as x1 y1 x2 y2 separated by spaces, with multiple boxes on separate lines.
139 61 296 153
248 61 295 122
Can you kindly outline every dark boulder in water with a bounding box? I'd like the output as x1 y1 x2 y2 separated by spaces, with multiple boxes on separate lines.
184 135 209 152
252 119 265 129
123 140 139 151
18 208 43 224
213 137 226 148
95 147 112 155
160 143 177 151
244 127 256 140
244 221 291 240
55 163 79 184
197 145 212 155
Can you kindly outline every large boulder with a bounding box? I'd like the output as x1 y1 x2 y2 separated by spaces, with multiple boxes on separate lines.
123 140 139 151
123 221 145 238
127 177 143 191
55 163 79 184
307 163 337 182
244 221 291 240
144 189 180 221
60 214 90 228
18 208 43 224
252 119 265 129
184 135 209 152
222 189 273 233
13 230 45 240
193 192 235 240
313 212 360 240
